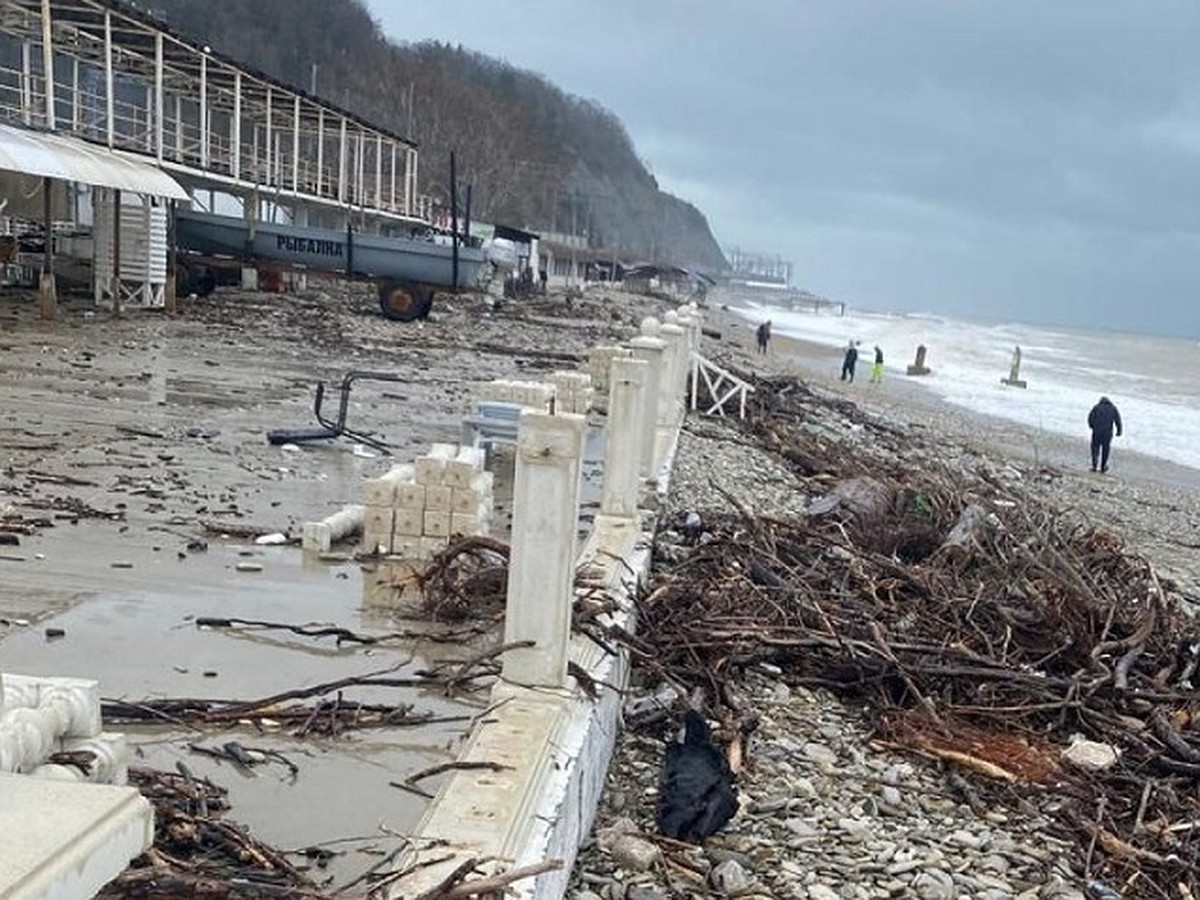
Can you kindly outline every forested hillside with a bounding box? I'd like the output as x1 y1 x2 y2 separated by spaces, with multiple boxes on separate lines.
145 0 727 271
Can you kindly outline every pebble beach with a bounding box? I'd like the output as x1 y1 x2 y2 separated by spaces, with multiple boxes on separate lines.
568 294 1200 900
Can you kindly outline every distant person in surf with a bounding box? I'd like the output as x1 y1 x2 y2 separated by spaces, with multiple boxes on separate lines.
840 341 859 382
870 346 884 383
756 320 772 354
1087 396 1123 473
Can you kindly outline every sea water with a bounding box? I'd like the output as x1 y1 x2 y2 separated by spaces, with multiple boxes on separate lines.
733 302 1200 472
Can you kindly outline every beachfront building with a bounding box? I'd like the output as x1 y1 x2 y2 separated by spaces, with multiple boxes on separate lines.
0 0 429 314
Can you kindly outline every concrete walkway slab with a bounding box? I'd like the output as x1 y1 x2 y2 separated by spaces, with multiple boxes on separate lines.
0 773 152 899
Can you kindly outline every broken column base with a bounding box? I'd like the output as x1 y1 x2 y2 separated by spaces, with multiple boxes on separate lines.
0 773 153 899
905 365 931 376
1001 378 1028 389
302 505 365 553
37 272 57 321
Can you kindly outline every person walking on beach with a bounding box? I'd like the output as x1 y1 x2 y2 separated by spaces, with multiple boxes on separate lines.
756 320 772 354
870 346 884 383
1087 396 1123 473
840 341 859 382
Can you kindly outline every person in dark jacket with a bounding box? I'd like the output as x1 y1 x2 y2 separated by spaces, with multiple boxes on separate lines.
1087 396 1123 473
755 320 772 354
840 341 859 382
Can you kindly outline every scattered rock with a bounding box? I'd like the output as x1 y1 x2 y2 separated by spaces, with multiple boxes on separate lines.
1061 737 1120 772
710 858 753 893
608 834 660 872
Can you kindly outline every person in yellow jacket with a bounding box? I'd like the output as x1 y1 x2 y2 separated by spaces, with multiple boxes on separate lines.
869 346 884 383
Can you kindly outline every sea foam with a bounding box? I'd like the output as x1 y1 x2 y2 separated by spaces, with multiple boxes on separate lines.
735 302 1200 472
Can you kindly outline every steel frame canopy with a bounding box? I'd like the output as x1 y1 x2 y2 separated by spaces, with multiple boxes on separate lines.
0 0 423 222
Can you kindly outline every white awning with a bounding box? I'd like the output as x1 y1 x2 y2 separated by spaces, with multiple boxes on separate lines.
0 123 189 200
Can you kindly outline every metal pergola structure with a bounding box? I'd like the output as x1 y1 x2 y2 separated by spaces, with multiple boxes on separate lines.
0 0 427 225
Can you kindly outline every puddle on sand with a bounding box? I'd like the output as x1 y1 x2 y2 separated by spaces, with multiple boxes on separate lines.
0 531 486 885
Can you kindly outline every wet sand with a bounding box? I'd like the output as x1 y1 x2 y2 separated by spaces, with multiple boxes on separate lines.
0 281 648 882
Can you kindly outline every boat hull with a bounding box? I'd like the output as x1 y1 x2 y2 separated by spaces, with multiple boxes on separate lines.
176 210 486 289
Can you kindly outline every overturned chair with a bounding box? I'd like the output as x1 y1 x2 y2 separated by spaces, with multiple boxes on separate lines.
267 370 406 453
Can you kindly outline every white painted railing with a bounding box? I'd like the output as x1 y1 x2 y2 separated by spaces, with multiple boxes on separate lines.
690 352 755 419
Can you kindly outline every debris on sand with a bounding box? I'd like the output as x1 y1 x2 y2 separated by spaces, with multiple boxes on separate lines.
584 372 1200 898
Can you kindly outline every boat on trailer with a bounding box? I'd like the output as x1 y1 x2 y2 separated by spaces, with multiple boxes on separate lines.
175 208 488 321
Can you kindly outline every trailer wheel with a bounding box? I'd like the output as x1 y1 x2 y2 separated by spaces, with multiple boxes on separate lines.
378 280 433 321
176 262 216 299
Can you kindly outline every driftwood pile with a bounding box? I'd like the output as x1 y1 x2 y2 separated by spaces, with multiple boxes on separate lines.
632 375 1200 896
98 767 322 899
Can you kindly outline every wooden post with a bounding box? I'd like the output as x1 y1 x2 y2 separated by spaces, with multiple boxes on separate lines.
37 177 56 321
450 151 458 290
165 200 177 315
111 189 122 318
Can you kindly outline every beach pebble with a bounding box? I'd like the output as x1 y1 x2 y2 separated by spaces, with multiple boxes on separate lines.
608 835 660 872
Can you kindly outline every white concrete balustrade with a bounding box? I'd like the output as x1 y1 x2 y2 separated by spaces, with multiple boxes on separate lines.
0 670 152 898
1 674 104 776
392 304 705 898
627 331 666 477
501 410 587 689
659 316 689 428
600 357 648 519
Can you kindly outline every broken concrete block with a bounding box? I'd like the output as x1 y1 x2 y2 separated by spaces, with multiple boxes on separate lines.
392 536 421 559
414 444 457 485
395 481 426 511
450 471 494 514
301 505 364 553
420 535 448 559
362 506 396 554
363 463 415 506
445 446 486 489
450 512 479 536
423 510 450 537
394 507 424 537
424 485 452 513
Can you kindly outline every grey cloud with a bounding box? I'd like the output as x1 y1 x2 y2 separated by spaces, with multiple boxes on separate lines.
366 0 1200 334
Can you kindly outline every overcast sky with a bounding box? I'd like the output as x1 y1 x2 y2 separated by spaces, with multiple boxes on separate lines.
365 1 1199 336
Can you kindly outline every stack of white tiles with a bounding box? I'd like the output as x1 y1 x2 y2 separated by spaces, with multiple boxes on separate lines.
548 370 595 415
0 673 129 784
478 378 555 412
362 444 494 560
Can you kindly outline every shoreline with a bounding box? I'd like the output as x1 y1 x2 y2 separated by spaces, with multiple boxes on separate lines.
705 300 1200 595
719 301 1200 492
